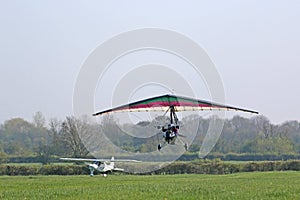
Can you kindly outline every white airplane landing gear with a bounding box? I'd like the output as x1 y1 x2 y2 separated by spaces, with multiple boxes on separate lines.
89 167 94 177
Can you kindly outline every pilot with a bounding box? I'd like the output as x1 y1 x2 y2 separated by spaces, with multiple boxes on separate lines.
170 124 178 137
162 124 172 143
162 124 170 137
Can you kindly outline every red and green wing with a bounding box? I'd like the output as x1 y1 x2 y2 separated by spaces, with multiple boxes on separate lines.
93 94 258 116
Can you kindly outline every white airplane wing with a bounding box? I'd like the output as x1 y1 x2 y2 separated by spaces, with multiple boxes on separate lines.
60 158 98 162
60 157 141 162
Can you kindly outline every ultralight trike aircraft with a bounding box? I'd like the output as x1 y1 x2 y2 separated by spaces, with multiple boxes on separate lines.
93 94 258 151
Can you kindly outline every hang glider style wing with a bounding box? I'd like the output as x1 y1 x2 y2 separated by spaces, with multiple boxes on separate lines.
93 94 258 116
60 158 141 163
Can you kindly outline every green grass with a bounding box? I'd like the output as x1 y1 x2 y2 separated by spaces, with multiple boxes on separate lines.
0 172 299 199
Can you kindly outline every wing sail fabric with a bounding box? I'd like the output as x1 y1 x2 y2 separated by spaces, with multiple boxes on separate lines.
93 94 258 116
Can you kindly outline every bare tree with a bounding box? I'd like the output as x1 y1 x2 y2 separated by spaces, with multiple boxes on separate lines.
32 111 46 129
61 116 89 157
48 118 66 156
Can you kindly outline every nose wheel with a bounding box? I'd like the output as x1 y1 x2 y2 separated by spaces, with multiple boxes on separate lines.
89 166 94 177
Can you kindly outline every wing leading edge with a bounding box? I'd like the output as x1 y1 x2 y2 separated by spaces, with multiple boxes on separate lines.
93 94 258 116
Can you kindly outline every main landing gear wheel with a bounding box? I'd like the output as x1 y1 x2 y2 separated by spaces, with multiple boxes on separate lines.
158 143 162 151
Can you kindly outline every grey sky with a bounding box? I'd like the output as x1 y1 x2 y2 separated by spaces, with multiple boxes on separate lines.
0 1 299 124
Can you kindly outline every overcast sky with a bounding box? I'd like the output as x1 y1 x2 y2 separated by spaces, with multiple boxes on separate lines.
0 1 299 124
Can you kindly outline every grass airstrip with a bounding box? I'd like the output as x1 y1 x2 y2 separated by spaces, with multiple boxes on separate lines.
0 171 299 199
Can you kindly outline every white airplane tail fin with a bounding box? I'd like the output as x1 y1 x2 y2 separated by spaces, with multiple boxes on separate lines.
109 156 124 171
110 157 115 168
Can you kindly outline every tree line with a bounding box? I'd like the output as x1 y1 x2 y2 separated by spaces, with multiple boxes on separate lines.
0 112 299 164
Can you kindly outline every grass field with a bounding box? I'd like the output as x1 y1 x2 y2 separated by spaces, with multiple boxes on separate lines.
0 171 299 200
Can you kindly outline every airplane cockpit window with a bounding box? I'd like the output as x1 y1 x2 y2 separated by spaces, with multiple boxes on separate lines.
94 161 101 166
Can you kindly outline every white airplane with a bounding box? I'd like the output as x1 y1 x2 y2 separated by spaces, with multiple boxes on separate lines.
60 157 140 177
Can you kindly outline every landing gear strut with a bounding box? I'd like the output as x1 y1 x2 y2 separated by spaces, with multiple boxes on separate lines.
184 143 188 151
89 167 94 177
